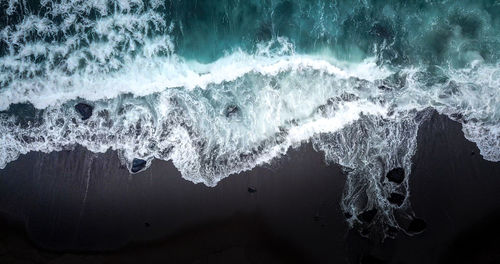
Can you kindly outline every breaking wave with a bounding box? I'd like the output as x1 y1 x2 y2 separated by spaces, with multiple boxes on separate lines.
1 0 500 238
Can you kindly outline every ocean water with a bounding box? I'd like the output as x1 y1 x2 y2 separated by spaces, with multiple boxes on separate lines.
1 0 500 238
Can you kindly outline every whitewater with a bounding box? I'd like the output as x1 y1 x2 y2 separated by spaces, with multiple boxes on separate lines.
1 0 500 238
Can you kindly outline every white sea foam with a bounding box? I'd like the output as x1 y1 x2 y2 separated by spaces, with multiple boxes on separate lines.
397 63 500 162
0 44 391 111
0 51 393 176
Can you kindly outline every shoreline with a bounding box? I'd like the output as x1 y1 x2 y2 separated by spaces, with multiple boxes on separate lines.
1 112 500 263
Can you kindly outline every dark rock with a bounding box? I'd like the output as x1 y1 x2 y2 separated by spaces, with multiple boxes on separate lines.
358 208 378 223
75 103 93 120
471 151 475 156
131 158 147 173
407 218 426 234
387 192 405 206
386 167 405 184
247 187 257 193
224 104 239 117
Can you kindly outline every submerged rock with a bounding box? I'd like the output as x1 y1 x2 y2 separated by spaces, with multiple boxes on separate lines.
387 192 405 206
358 208 378 223
224 104 240 117
75 103 93 120
247 187 257 193
131 158 147 173
407 218 426 234
386 167 405 184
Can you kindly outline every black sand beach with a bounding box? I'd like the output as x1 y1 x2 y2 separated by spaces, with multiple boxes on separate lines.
1 112 500 263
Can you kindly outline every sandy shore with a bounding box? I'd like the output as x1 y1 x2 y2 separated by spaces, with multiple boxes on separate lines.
0 112 500 263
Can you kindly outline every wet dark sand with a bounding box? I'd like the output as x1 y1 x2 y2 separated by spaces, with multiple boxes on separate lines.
1 112 500 263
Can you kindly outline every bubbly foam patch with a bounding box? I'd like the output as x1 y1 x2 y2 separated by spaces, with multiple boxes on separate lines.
0 35 390 111
0 0 172 110
0 56 392 180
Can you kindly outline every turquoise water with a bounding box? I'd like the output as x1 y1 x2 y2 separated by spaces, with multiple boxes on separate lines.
1 0 500 238
171 0 500 66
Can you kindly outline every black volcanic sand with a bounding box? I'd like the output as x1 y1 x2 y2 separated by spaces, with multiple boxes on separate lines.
1 112 500 263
